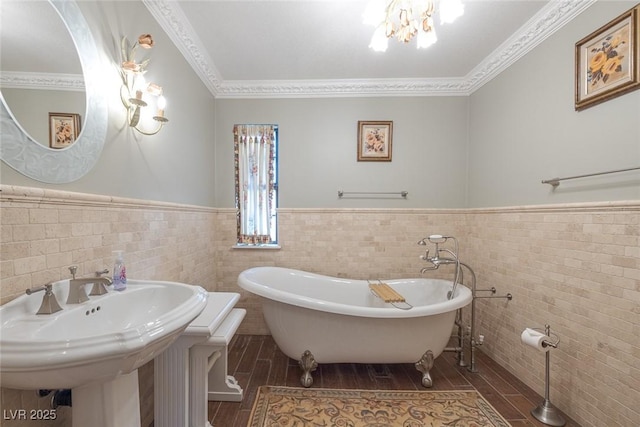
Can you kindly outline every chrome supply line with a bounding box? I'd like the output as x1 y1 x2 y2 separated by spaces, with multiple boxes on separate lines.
475 294 513 300
542 166 640 187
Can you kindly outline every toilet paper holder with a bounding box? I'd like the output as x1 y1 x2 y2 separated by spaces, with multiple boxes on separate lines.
529 325 560 349
526 324 566 427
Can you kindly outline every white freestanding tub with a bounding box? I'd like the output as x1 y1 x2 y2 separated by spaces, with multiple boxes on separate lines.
238 267 472 387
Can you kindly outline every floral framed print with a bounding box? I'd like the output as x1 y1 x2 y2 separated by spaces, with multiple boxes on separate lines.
49 113 81 149
357 120 393 161
575 5 640 111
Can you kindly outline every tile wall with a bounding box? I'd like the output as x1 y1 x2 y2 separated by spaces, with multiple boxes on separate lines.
0 185 217 427
216 204 639 427
464 204 639 427
1 185 638 427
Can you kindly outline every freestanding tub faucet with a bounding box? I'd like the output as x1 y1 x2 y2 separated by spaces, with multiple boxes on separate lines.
418 234 512 373
418 235 461 298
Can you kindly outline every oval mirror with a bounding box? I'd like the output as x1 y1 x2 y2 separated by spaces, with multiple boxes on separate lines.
0 0 107 184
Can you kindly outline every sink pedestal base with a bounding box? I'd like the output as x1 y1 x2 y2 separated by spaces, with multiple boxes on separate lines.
155 293 244 427
72 370 141 427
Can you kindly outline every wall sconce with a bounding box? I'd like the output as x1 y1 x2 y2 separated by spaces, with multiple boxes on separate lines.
120 34 168 136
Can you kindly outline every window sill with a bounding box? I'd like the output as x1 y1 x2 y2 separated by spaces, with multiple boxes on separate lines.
232 244 281 250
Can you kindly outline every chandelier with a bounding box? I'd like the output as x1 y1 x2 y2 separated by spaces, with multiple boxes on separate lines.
364 0 464 52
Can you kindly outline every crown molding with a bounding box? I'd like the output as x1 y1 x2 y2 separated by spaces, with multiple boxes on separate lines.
0 71 84 91
465 0 596 93
145 0 596 99
215 77 472 98
142 0 223 96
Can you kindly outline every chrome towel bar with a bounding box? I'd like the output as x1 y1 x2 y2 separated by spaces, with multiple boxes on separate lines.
338 190 408 198
542 166 640 187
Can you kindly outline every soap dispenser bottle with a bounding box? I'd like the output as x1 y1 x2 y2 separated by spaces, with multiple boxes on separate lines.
112 250 127 291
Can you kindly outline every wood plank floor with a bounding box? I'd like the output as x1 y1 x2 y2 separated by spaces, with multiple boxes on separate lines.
208 334 581 427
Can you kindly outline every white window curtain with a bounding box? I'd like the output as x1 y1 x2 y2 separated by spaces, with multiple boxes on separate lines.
234 124 276 244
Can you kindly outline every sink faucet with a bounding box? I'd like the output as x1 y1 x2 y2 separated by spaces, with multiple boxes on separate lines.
90 269 112 296
26 283 63 315
66 266 113 304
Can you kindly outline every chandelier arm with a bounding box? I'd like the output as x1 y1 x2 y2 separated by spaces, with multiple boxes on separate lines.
132 123 165 136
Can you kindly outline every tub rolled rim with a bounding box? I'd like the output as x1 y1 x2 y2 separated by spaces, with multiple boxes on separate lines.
238 266 472 318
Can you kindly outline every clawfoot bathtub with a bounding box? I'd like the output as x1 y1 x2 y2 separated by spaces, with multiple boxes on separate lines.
238 267 472 387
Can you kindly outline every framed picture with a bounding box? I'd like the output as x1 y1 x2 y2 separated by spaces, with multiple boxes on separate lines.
49 113 81 149
575 5 640 111
357 120 393 161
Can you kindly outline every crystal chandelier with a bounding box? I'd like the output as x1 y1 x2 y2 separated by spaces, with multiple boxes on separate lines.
364 0 464 52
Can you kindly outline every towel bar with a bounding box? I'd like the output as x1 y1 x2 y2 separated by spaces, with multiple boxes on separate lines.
338 190 408 198
542 166 640 187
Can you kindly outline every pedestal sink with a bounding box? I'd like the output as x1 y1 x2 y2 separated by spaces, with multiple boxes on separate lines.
0 278 208 427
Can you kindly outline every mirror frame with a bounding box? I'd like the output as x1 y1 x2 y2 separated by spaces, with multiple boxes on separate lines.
0 0 107 184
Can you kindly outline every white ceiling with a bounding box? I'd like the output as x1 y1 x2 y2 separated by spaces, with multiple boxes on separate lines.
144 0 596 97
1 0 597 97
178 0 547 80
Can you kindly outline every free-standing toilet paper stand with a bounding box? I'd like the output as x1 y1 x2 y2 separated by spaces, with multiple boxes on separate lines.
530 324 565 427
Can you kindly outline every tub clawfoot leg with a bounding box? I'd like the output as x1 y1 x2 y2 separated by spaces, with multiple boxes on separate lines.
299 350 318 388
415 350 435 388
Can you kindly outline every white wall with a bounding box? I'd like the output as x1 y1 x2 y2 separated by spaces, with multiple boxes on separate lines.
1 88 85 147
467 1 640 208
215 96 470 208
0 1 217 207
1 1 638 209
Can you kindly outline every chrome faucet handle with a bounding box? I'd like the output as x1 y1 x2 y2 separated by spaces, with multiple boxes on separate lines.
95 268 109 276
69 265 78 279
26 283 63 315
26 283 51 295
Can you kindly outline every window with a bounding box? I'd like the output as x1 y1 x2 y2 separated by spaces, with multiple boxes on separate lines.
234 124 278 246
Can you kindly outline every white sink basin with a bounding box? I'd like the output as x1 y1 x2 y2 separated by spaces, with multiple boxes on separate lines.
0 279 208 390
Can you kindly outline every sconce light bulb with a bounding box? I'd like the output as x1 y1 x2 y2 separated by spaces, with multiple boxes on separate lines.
128 74 149 107
153 95 169 123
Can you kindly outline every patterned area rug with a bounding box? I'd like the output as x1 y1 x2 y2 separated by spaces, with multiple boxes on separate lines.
248 386 512 426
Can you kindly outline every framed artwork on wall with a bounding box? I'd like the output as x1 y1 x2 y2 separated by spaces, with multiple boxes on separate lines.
575 5 640 111
49 113 81 149
357 120 393 162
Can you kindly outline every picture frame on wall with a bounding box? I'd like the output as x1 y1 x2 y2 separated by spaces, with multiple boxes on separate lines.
357 120 393 162
575 5 640 111
49 112 81 149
